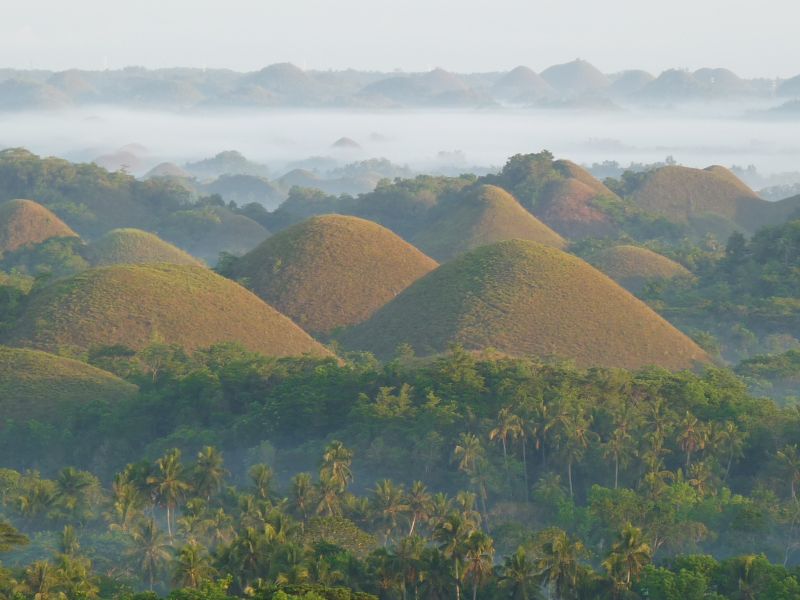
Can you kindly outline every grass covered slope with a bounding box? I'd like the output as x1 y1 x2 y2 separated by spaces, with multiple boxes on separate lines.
588 245 691 293
230 215 438 335
0 345 137 424
5 264 329 357
86 228 204 267
411 184 565 261
0 198 78 254
338 240 709 369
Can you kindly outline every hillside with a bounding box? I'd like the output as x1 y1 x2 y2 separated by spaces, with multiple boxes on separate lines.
540 59 610 95
491 66 556 103
411 184 565 260
4 264 329 357
588 245 691 293
229 215 438 335
0 345 137 424
0 198 78 255
86 228 204 267
338 240 709 369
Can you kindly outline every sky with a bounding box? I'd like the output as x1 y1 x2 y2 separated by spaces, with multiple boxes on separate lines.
0 0 797 78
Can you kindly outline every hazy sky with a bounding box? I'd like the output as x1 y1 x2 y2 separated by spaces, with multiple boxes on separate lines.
0 0 797 78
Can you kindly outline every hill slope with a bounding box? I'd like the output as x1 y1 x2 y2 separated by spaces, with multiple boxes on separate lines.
588 245 691 293
86 228 204 267
230 215 437 335
0 198 78 254
0 345 137 424
5 264 329 356
338 240 708 369
411 184 565 260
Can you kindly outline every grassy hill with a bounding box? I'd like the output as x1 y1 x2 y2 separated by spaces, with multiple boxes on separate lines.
0 345 137 424
491 66 556 103
338 240 709 369
411 184 565 261
4 264 329 357
588 245 691 293
0 198 78 255
86 228 204 267
229 215 437 335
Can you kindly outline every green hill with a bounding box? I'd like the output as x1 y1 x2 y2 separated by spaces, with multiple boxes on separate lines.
229 215 437 335
4 264 329 357
86 228 204 267
411 184 565 260
0 198 78 255
0 345 137 425
338 240 709 369
588 245 691 293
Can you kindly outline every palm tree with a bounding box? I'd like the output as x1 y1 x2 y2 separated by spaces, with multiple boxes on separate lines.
489 407 523 498
419 547 454 600
173 540 217 588
462 531 494 600
127 517 171 590
54 467 96 523
192 446 227 500
453 433 491 528
56 552 99 599
316 474 343 517
290 472 316 522
554 408 597 498
499 546 537 600
433 513 472 600
602 420 635 490
406 481 432 536
0 519 28 553
371 479 410 543
393 535 426 600
676 411 708 470
147 449 192 538
320 441 353 492
249 463 273 501
601 523 652 595
534 528 585 600
59 525 80 556
777 444 800 500
712 421 747 482
16 560 61 600
107 472 145 533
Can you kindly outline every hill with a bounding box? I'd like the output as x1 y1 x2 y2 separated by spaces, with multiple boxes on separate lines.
410 184 565 260
4 264 329 357
0 198 78 255
229 215 438 335
0 345 137 424
540 60 610 95
86 228 204 267
588 245 691 293
491 66 556 103
337 240 709 369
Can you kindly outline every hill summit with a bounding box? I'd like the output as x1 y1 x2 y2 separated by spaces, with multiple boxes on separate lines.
229 215 438 335
338 240 708 370
4 264 329 357
86 228 204 267
588 245 691 293
0 198 78 255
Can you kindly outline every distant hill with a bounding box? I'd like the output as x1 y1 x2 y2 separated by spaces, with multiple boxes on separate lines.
588 245 691 293
608 70 654 96
144 162 193 180
242 63 322 103
411 184 565 260
229 215 437 335
4 264 329 357
491 66 557 103
540 60 610 95
0 199 78 255
338 239 709 369
360 69 489 106
0 345 137 425
778 75 800 98
86 228 204 267
184 151 270 180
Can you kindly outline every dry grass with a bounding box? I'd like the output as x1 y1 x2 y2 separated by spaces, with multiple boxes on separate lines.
231 215 438 336
411 184 565 261
589 245 692 293
538 178 619 239
0 345 137 424
4 264 330 357
0 199 78 254
86 228 204 267
338 239 709 370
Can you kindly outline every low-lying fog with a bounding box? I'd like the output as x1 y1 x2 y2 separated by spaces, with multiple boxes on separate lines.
1 105 798 178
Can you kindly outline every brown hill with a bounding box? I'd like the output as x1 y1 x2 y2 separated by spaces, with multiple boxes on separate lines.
538 177 619 239
588 245 691 293
491 66 557 103
337 240 709 370
0 199 78 255
4 264 329 357
229 215 438 335
411 184 565 260
86 228 204 267
0 345 137 425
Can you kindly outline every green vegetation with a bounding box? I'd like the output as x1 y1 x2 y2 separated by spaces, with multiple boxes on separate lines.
225 215 437 336
86 229 204 267
338 240 708 369
411 184 565 261
587 245 692 293
0 198 77 255
3 264 329 357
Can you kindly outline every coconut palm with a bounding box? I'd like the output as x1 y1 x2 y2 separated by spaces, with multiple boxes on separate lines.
127 518 171 590
320 441 353 492
489 407 524 498
676 411 708 470
463 531 494 600
712 421 747 482
249 463 273 502
534 528 585 600
192 446 227 500
406 481 432 536
776 444 800 500
499 546 538 600
290 472 316 522
173 540 217 588
433 513 472 600
601 523 652 595
371 479 410 543
0 519 28 553
147 449 192 538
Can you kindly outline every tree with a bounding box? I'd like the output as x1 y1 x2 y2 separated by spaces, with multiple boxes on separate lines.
249 463 273 502
0 519 28 553
147 449 192 538
712 421 747 482
127 518 172 590
192 446 227 500
676 412 707 471
405 481 432 536
462 531 494 600
371 479 409 543
434 513 472 600
173 540 217 589
534 528 585 600
290 473 316 522
320 441 354 492
602 523 652 595
776 444 800 500
554 408 597 498
499 547 537 600
489 407 523 499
